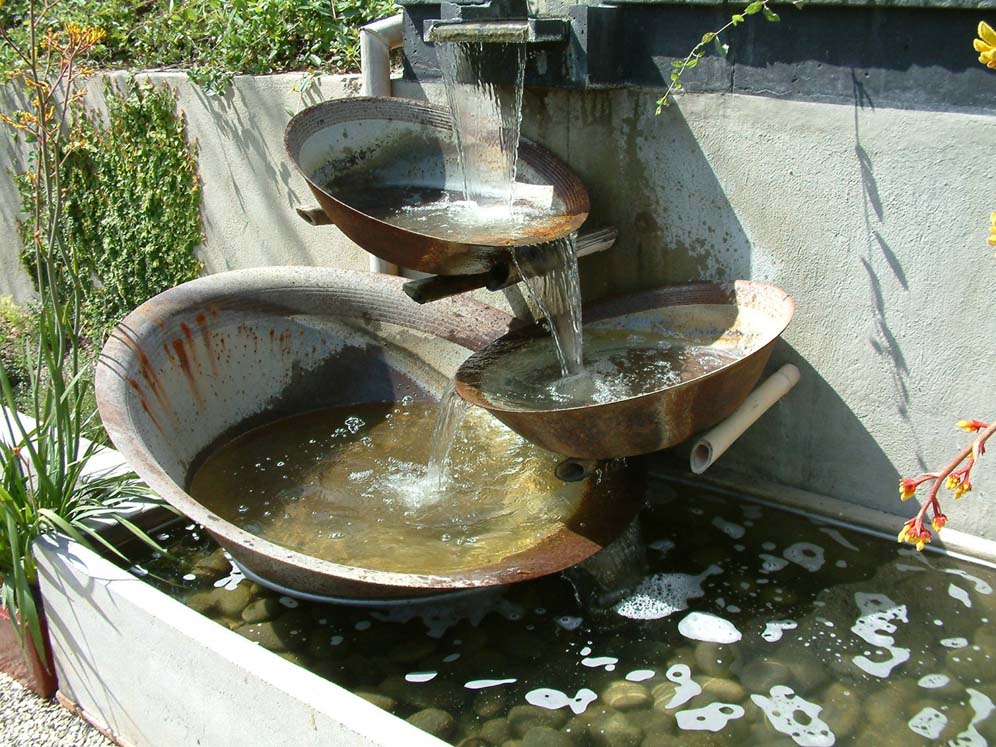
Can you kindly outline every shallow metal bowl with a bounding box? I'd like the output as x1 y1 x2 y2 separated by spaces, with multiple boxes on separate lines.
455 280 796 459
96 268 642 599
284 97 590 275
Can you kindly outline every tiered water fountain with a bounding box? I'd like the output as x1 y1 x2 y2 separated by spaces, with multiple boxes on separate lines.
89 9 996 747
97 14 793 603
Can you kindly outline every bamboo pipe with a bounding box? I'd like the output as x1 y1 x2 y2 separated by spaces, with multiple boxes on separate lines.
689 364 801 475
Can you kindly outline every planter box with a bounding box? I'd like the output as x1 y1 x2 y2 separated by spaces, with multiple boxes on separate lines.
33 533 446 747
0 600 56 698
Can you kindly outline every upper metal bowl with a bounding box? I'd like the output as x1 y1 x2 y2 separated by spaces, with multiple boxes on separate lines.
284 96 590 276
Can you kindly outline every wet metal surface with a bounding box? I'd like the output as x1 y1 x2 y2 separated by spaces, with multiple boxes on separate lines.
284 97 590 275
455 281 796 459
96 268 642 599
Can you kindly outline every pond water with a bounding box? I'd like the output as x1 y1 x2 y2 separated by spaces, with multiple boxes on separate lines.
132 481 996 746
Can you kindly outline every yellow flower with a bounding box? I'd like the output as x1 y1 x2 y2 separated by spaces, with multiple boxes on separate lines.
945 474 961 490
989 213 996 248
899 478 918 501
954 480 972 499
975 21 996 68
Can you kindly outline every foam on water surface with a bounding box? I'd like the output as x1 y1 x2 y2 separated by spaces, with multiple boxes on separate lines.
613 565 721 620
525 688 597 714
676 702 745 732
850 592 910 678
750 686 836 746
908 707 948 739
678 611 742 644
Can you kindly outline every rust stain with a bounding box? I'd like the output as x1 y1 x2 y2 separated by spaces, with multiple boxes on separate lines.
117 326 172 421
172 338 203 405
129 378 164 434
195 312 219 376
180 322 201 370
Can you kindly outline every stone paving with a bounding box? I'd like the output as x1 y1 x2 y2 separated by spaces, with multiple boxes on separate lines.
0 671 113 747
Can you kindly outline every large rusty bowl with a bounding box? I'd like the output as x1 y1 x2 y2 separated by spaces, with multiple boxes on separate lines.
284 97 590 275
96 268 643 600
455 280 795 459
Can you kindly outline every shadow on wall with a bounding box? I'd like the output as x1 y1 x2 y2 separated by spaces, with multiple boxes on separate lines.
521 87 755 303
708 340 901 509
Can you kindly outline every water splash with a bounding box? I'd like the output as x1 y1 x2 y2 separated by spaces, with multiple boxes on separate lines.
437 40 526 209
426 383 471 493
513 235 585 378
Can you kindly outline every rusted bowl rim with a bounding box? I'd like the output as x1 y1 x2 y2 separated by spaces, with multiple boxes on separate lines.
96 267 641 594
283 96 591 249
455 280 796 415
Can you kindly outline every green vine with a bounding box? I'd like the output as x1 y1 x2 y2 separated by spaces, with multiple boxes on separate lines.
657 0 799 113
18 80 203 338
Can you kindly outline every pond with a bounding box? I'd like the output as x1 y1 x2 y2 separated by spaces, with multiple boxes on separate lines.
130 478 996 747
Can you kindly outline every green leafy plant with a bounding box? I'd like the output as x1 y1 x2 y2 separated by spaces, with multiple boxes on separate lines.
656 0 795 113
1 0 399 93
19 80 204 337
0 2 163 663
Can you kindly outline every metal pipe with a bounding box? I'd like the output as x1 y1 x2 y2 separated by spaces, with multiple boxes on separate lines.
359 13 404 275
689 364 801 474
401 227 618 304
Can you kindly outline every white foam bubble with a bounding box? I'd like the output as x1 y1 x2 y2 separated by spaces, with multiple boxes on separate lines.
678 612 741 644
330 635 344 646
941 637 969 649
406 671 437 683
581 656 617 671
465 678 517 690
908 707 947 739
850 592 910 678
613 565 721 620
712 517 746 539
649 539 675 556
895 563 927 573
945 568 993 595
918 674 951 689
625 669 655 682
525 687 597 715
949 583 973 608
354 620 371 631
751 686 835 747
556 616 582 631
676 702 745 732
762 619 798 643
784 542 826 572
662 664 701 709
952 688 996 746
760 554 790 574
278 596 299 608
443 653 461 662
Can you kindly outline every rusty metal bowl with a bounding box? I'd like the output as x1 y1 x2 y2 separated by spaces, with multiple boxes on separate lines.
284 97 590 275
455 280 796 459
96 267 642 600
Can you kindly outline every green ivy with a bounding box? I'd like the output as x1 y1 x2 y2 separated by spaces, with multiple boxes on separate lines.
19 80 203 337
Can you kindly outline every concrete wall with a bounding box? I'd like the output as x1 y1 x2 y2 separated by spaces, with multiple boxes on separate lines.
2 68 995 542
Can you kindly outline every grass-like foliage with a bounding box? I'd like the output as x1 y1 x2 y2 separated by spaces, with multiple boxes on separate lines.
0 0 398 92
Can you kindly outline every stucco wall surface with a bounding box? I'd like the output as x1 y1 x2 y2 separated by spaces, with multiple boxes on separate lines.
509 85 996 542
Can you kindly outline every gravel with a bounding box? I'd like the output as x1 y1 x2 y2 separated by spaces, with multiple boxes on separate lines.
0 671 114 746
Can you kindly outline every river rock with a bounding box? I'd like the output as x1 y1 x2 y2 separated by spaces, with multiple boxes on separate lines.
862 679 919 727
781 646 828 694
739 659 792 693
480 717 513 745
521 725 576 747
191 548 232 580
626 708 675 735
602 681 653 711
508 705 570 737
500 632 547 662
590 712 643 747
945 646 993 681
242 597 281 624
211 584 254 619
700 676 747 704
693 643 740 678
387 637 437 664
817 682 861 740
235 621 290 652
407 708 455 739
355 690 397 712
475 688 510 719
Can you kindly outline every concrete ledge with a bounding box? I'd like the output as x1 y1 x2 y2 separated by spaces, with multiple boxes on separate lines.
34 533 446 747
